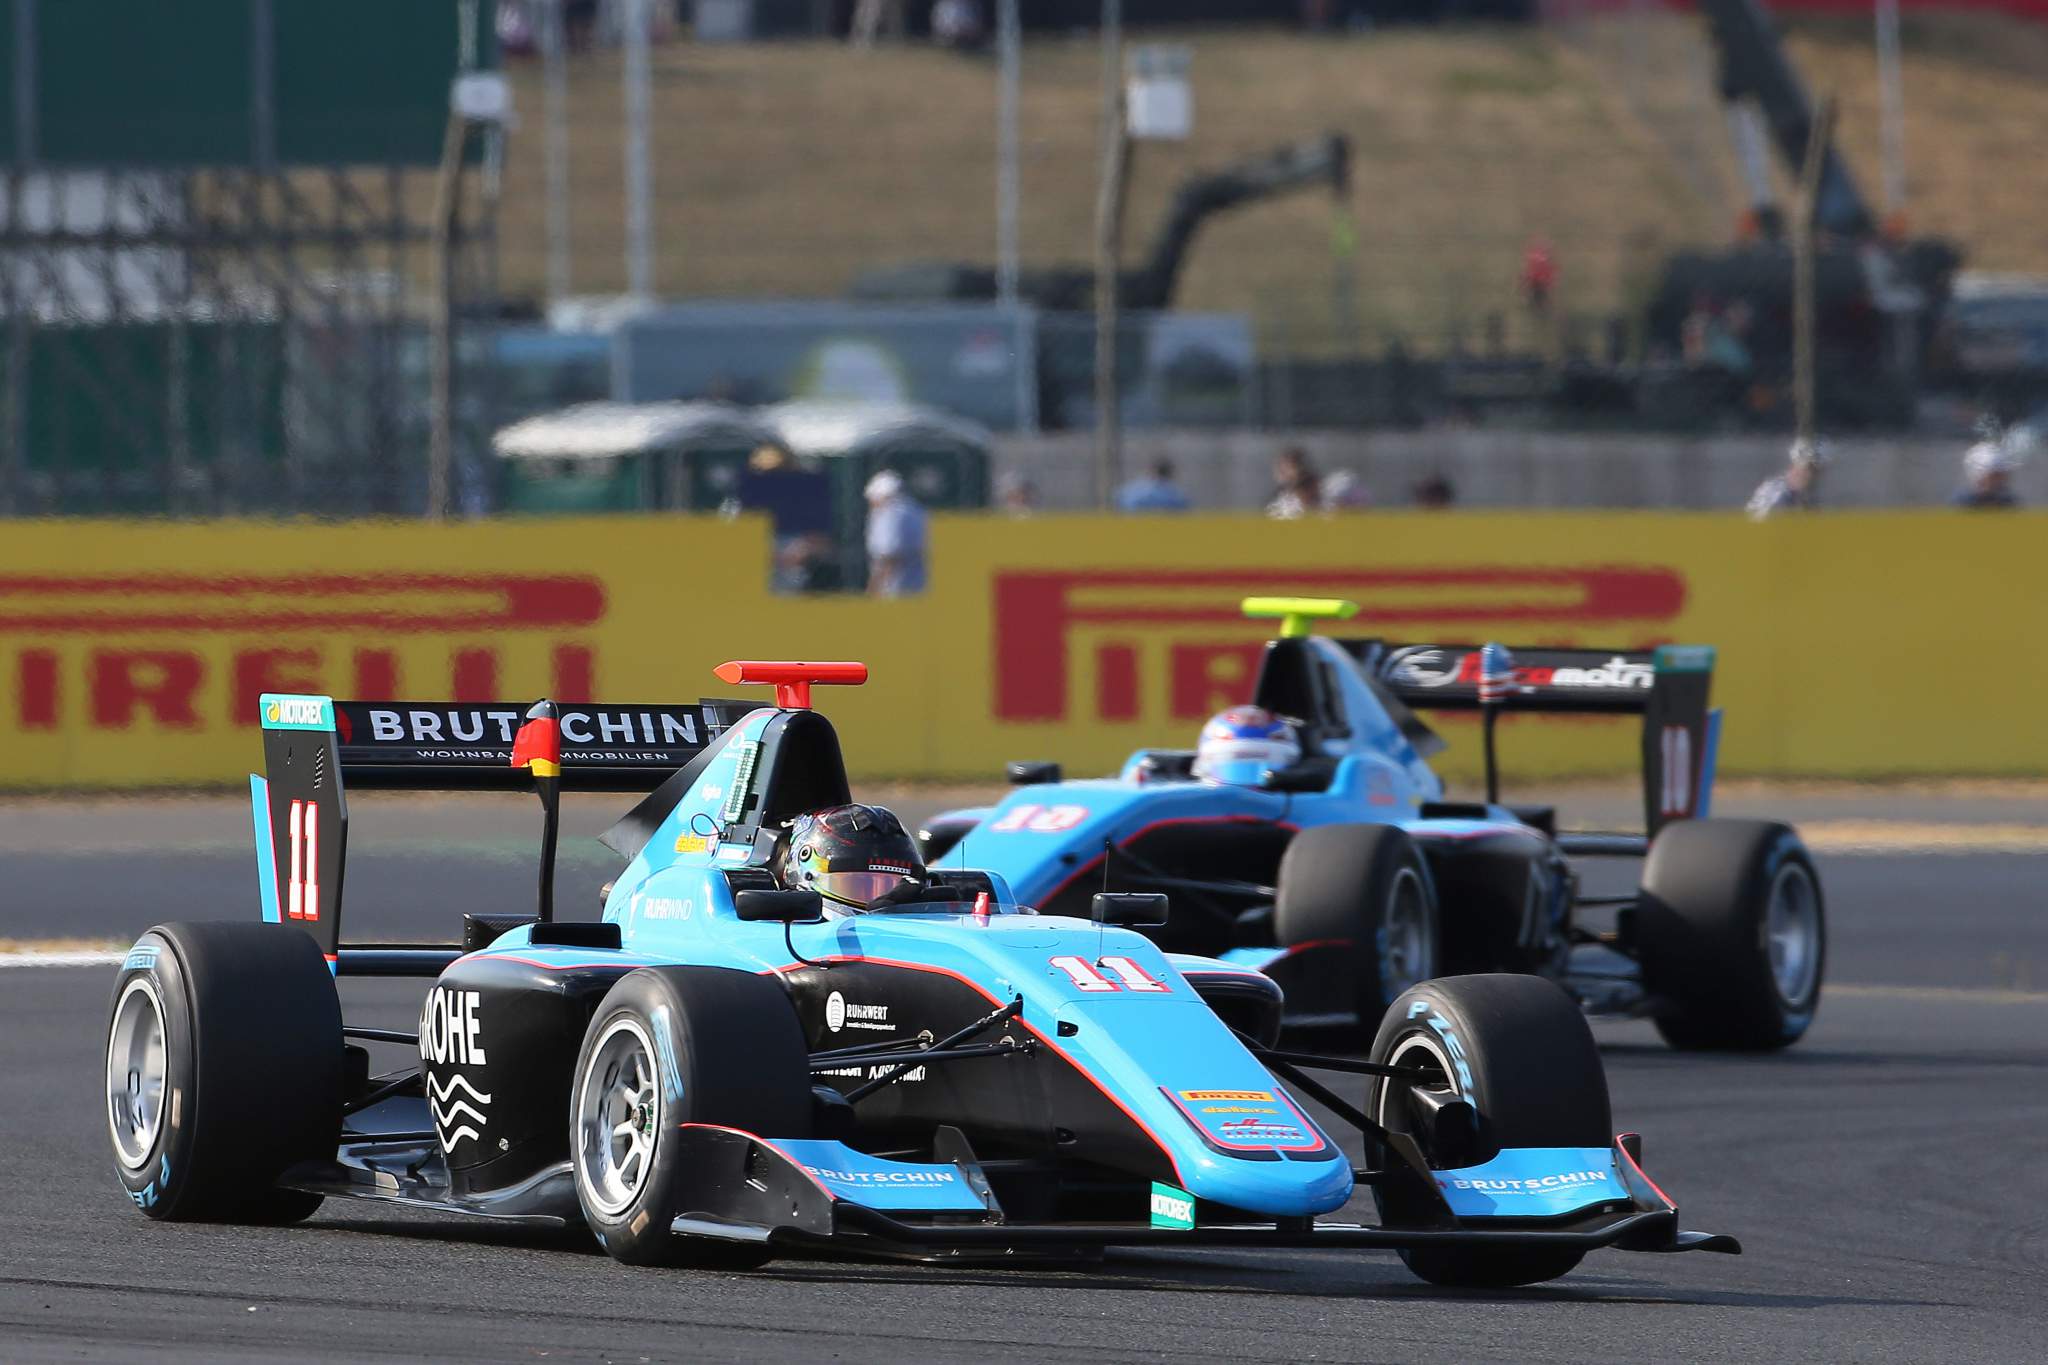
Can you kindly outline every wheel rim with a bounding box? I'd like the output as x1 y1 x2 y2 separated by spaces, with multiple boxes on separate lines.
576 1017 663 1218
1373 1033 1458 1158
1377 867 1436 1002
1765 862 1822 1010
107 978 168 1171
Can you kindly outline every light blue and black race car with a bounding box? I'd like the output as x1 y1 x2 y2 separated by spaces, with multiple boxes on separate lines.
102 661 1738 1287
928 598 1825 1050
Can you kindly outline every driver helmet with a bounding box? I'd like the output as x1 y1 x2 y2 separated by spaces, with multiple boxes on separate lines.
778 803 925 912
1192 706 1300 787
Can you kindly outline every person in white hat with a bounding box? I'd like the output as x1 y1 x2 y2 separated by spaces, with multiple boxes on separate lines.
1952 431 2026 509
1746 438 1827 521
864 468 928 597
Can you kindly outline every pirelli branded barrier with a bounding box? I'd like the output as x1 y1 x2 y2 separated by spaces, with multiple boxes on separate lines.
2 512 2044 787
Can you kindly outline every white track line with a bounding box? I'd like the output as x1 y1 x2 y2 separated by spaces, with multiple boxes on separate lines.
1827 983 2048 1006
0 949 128 969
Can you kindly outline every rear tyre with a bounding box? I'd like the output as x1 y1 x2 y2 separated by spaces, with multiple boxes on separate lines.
1370 974 1610 1288
1635 819 1825 1050
570 967 813 1268
1274 824 1438 1026
105 922 342 1223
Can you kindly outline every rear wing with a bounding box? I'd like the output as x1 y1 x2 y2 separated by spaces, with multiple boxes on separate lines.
1340 642 1721 837
249 693 755 959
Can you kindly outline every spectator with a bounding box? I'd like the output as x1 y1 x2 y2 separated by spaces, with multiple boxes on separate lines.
1117 458 1192 513
1266 446 1322 519
931 0 984 50
996 469 1038 518
1704 300 1754 378
738 443 836 592
1412 471 1456 510
1953 437 2023 509
1321 469 1370 511
565 0 598 52
1679 290 1718 368
1746 438 1826 520
864 469 928 597
1520 236 1557 317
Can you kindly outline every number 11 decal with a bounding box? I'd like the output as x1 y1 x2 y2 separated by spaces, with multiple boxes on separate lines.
285 799 321 922
1050 955 1169 993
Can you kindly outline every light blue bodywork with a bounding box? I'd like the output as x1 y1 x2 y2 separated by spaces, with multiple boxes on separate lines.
482 706 1359 1217
933 634 1717 921
247 694 1627 1226
934 635 1468 906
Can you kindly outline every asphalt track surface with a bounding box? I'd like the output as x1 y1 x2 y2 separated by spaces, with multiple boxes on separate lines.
4 790 2047 1362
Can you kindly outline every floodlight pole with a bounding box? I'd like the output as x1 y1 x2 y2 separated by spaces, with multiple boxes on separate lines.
623 0 655 301
1793 95 1836 454
543 0 571 306
1875 0 1906 219
429 111 472 523
1093 0 1128 510
995 0 1021 309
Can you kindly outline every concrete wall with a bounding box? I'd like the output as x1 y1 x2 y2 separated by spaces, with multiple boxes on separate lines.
992 429 2039 512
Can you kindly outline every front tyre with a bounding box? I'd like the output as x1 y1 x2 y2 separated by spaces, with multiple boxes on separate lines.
1370 974 1611 1288
570 967 812 1268
1274 824 1438 1028
1635 819 1825 1050
105 923 342 1222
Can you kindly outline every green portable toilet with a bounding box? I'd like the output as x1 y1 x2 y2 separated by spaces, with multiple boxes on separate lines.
492 402 770 514
759 400 991 588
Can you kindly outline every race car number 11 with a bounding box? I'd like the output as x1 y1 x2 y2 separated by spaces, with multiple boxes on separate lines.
284 799 320 922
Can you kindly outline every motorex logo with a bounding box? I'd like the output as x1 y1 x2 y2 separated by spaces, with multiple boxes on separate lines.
260 693 333 731
1150 1182 1195 1231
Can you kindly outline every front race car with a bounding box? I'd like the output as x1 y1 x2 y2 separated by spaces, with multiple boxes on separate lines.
101 662 1739 1289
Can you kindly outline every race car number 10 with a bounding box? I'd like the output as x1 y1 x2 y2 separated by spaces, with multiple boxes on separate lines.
1658 725 1693 819
992 804 1088 833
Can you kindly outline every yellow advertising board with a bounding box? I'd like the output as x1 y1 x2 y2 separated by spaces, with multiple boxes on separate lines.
1 511 2042 788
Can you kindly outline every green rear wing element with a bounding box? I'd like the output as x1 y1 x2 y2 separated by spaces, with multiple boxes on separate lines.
1241 596 1360 639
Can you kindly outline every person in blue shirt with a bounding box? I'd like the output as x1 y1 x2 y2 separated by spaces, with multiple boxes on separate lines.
864 469 928 597
1116 458 1193 513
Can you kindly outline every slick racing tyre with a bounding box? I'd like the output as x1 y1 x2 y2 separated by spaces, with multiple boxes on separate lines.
1635 819 1825 1050
1370 974 1611 1289
1275 824 1438 1027
571 967 813 1269
105 922 342 1223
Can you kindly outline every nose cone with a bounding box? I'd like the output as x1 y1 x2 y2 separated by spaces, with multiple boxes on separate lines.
1054 996 1353 1219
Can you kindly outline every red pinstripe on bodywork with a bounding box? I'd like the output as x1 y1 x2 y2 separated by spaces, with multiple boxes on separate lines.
1041 814 1300 908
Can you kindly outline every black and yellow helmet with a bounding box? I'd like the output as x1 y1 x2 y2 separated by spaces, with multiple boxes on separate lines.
778 804 924 911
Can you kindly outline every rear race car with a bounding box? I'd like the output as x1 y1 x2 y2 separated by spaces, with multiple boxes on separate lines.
102 664 1738 1287
928 598 1826 1050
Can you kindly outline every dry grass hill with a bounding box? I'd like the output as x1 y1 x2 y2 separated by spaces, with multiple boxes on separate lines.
492 12 2048 353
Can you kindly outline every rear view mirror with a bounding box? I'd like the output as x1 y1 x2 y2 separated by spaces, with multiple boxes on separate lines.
1091 892 1168 927
1007 761 1063 786
735 888 825 923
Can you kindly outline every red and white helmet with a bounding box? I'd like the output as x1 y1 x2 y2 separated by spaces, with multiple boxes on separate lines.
1192 706 1300 786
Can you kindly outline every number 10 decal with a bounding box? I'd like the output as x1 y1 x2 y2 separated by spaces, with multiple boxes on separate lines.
1659 725 1693 818
1050 955 1169 993
285 799 321 922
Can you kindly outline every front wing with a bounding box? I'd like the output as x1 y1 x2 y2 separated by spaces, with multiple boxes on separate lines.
659 1126 1741 1259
